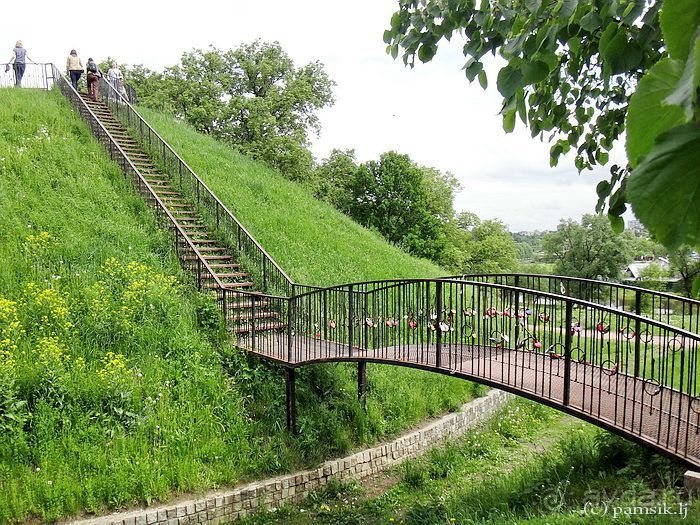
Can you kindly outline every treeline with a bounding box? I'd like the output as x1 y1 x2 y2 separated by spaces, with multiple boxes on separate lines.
119 41 518 273
540 214 699 298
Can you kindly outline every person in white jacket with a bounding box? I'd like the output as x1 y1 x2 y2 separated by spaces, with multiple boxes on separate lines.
66 49 83 91
107 62 128 101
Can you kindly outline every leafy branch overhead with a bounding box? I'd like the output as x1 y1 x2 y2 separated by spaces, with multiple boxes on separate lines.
385 0 700 253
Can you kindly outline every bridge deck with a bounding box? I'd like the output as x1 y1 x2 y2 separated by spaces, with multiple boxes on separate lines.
241 334 700 468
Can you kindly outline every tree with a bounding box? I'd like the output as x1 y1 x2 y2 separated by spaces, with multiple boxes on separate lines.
542 214 634 280
127 41 335 182
464 219 519 273
669 246 700 298
628 235 667 260
385 1 700 263
347 152 450 261
442 213 518 274
312 149 359 210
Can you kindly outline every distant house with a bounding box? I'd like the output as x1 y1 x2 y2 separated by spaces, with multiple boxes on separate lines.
624 257 678 283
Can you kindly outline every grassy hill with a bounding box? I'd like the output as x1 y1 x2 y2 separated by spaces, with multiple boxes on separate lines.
136 107 442 285
0 89 479 524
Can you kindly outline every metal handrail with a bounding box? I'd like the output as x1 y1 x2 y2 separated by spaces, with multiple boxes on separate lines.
52 65 227 291
1 62 56 89
290 277 700 343
97 75 293 294
449 273 700 306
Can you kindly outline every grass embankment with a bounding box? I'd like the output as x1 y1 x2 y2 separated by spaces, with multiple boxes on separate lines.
136 107 442 286
246 400 699 524
0 89 479 523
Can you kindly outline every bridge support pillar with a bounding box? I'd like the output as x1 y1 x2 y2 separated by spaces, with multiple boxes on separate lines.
358 361 367 412
285 367 297 434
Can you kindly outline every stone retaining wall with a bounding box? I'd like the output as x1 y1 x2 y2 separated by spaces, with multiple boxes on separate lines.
67 389 513 525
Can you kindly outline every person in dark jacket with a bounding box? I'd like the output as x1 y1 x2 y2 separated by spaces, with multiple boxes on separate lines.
8 41 28 87
86 57 102 101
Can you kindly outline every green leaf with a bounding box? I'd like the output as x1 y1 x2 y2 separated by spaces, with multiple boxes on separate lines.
626 58 686 168
622 1 645 25
596 180 611 199
579 11 602 32
665 31 700 119
660 0 700 60
622 2 635 19
599 24 643 75
383 30 393 45
503 109 516 133
477 70 488 89
517 92 527 123
557 0 578 19
391 44 399 60
465 60 483 82
609 214 624 234
693 275 700 297
496 65 523 98
391 12 402 30
417 42 438 63
628 124 700 249
521 60 549 85
524 0 542 13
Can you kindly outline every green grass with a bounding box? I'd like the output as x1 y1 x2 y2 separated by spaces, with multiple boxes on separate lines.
242 400 698 525
0 88 480 523
135 107 442 286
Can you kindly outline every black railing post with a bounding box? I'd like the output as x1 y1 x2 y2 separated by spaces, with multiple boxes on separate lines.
196 257 202 291
363 292 369 352
563 300 573 406
287 289 295 362
634 288 642 377
348 285 355 358
221 288 227 325
251 293 257 352
358 361 367 412
323 289 328 340
514 275 521 350
436 280 443 369
263 259 268 292
285 367 297 434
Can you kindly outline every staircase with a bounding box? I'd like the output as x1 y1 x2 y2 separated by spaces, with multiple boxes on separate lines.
79 93 285 335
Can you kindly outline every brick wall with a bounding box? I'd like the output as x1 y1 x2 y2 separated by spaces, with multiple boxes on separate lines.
66 389 513 525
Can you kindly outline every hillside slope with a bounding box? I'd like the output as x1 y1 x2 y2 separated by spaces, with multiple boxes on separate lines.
0 90 478 523
137 107 443 285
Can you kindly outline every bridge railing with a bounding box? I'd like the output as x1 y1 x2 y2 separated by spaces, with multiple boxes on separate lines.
237 277 700 464
453 274 700 335
1 62 57 89
95 76 293 299
53 65 227 295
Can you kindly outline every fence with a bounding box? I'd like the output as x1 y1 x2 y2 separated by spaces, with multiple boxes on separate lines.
96 76 293 299
0 62 56 89
235 277 700 466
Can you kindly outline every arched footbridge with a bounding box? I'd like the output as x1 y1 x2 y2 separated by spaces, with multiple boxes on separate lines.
26 62 700 470
238 276 700 470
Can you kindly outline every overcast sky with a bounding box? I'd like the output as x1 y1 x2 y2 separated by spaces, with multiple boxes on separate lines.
16 0 627 232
